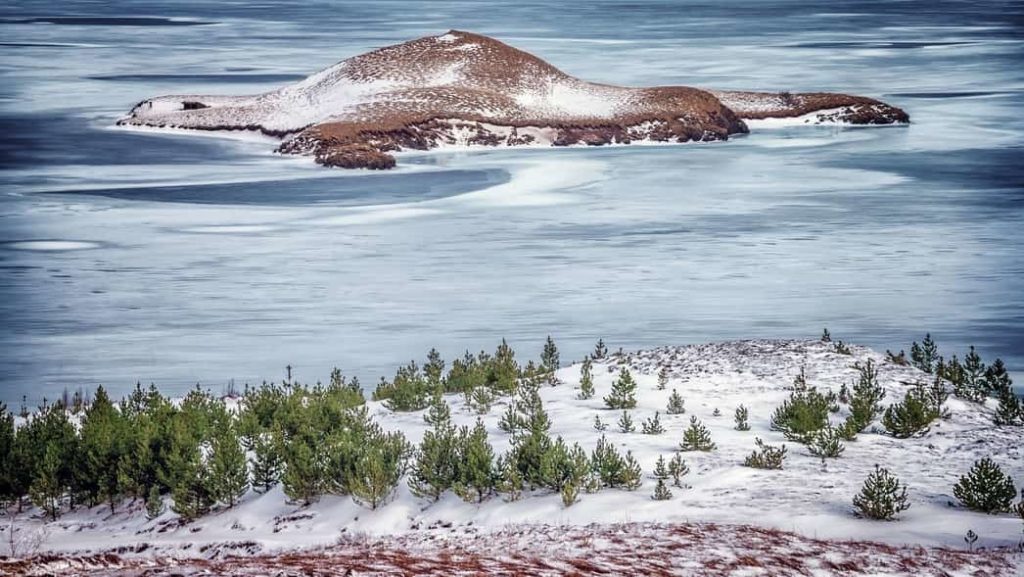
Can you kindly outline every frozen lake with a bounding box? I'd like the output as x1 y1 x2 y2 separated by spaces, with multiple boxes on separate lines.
1 0 1022 407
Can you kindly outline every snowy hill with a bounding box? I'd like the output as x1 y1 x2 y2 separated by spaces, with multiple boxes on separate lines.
5 339 1021 576
116 31 909 168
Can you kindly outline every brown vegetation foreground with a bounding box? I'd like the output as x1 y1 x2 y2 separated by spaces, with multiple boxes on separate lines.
4 522 1018 577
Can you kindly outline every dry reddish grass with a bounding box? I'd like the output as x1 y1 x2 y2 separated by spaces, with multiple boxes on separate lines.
4 522 1018 577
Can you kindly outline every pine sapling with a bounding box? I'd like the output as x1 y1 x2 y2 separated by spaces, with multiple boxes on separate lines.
666 389 686 415
652 478 672 501
618 411 635 433
743 438 787 470
853 465 911 520
953 458 1017 514
145 485 164 519
593 415 608 432
604 368 638 409
667 453 689 488
657 367 669 390
641 411 665 435
734 405 750 431
680 416 716 452
652 455 670 481
578 357 595 400
807 426 845 458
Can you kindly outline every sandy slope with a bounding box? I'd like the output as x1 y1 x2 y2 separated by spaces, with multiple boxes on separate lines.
117 31 909 168
3 339 1021 576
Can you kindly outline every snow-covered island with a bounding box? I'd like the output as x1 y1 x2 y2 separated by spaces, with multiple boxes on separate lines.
116 31 909 169
2 335 1022 576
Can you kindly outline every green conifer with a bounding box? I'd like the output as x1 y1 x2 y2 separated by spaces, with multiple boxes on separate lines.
641 411 665 435
652 477 672 501
453 420 496 504
577 358 595 400
666 389 686 415
734 405 750 431
250 431 283 493
953 458 1017 514
847 359 885 433
667 453 688 488
853 465 910 520
209 425 248 508
145 485 164 519
617 411 635 433
657 367 669 391
743 438 786 469
680 416 716 452
604 368 638 409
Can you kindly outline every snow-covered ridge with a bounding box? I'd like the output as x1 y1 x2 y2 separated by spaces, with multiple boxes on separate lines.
116 31 909 169
8 338 1020 574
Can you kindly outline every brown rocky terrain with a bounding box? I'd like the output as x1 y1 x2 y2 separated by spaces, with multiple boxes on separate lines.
118 31 909 169
4 522 1016 577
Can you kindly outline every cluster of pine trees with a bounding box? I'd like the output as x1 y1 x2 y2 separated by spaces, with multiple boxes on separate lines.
0 367 411 521
898 334 1022 426
0 336 649 522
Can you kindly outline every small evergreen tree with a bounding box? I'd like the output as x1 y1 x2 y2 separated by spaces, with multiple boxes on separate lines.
495 454 523 502
425 348 445 388
821 328 831 342
652 478 672 501
734 405 750 431
594 339 608 360
986 360 1021 426
743 438 786 470
466 385 495 415
770 384 836 443
853 465 910 520
423 392 451 427
29 445 63 521
604 368 638 409
454 420 496 504
250 431 283 493
281 435 323 506
679 416 716 452
652 455 670 482
847 359 886 433
657 367 669 391
994 388 1022 426
408 420 458 501
667 453 688 488
590 435 640 490
953 458 1017 514
145 485 164 519
984 358 1012 397
641 412 665 435
956 346 987 402
807 426 845 458
883 385 941 438
666 389 686 415
578 357 595 400
540 336 560 377
349 432 408 510
209 425 249 508
618 411 635 433
910 334 938 374
593 415 608 432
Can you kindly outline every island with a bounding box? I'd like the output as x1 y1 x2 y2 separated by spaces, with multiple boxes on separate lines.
117 31 909 169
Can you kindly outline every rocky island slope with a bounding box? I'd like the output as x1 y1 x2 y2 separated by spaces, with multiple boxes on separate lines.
118 31 909 169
